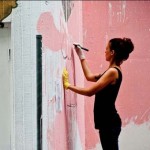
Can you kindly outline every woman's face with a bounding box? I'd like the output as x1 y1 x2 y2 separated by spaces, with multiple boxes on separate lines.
105 42 113 61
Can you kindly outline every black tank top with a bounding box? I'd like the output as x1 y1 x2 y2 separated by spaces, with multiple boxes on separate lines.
94 67 122 129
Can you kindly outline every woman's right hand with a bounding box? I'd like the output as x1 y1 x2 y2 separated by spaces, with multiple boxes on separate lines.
74 43 85 60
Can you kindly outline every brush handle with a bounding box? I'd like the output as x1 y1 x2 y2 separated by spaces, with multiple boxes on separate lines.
73 44 89 51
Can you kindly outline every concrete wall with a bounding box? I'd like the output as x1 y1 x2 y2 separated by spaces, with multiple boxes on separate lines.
10 1 150 150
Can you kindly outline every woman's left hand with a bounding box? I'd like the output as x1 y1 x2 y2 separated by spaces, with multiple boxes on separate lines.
62 68 70 89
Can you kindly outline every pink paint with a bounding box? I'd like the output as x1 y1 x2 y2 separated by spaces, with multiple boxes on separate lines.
37 2 85 150
66 2 86 148
37 12 67 51
83 1 150 149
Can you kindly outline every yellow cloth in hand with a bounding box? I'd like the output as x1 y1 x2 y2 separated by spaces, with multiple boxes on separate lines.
62 68 70 89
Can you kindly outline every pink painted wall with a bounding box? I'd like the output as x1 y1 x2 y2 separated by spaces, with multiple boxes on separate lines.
83 1 150 149
36 1 150 149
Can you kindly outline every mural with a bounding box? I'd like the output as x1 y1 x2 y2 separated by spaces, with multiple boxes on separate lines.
0 0 17 22
37 1 84 150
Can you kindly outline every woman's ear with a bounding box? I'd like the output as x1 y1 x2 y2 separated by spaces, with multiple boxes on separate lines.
111 50 115 55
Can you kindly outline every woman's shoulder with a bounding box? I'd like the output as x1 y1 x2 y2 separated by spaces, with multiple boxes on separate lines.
105 67 122 79
108 66 122 74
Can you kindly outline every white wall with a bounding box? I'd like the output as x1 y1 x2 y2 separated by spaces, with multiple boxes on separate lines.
11 1 42 149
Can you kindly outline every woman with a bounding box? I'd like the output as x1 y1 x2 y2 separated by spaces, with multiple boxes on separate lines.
62 38 134 150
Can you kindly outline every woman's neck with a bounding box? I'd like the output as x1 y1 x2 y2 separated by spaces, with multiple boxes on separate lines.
109 62 120 69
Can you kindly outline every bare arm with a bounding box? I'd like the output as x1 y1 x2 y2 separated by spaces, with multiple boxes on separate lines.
68 68 117 96
80 59 101 82
74 44 100 82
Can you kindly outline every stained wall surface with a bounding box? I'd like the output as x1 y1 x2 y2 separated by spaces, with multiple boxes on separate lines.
37 1 85 150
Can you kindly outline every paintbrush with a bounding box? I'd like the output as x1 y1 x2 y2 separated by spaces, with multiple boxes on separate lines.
73 43 89 51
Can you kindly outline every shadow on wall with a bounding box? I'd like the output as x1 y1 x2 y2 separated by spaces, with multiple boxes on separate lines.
62 0 74 22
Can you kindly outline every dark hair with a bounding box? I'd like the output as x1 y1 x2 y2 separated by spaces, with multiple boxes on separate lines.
109 37 134 64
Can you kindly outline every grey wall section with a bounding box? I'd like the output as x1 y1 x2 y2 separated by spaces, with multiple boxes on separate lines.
0 23 11 150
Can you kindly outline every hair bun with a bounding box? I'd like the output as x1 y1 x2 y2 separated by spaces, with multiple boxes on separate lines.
123 38 134 54
109 37 134 63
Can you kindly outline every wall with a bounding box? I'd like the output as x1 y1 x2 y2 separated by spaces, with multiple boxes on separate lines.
11 1 85 150
37 1 85 150
82 1 150 150
0 23 11 150
10 1 150 150
11 1 40 149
